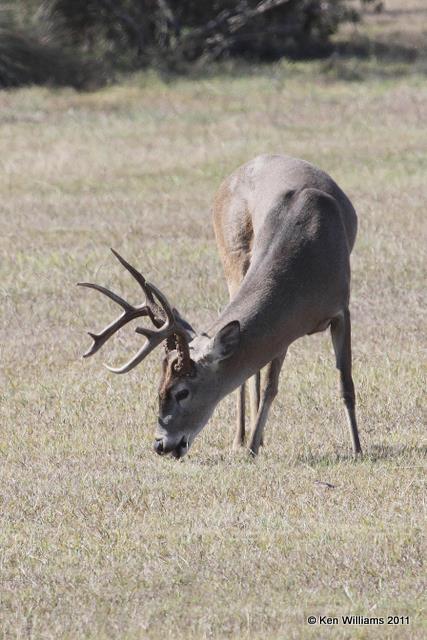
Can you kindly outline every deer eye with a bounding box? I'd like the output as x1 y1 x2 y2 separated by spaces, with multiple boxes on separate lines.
175 389 189 403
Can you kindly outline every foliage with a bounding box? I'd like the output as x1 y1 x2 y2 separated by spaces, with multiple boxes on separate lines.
48 0 380 65
0 27 98 89
0 0 378 87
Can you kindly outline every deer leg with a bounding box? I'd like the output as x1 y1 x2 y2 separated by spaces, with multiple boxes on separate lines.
330 309 362 456
248 356 285 456
227 279 248 450
248 371 261 443
232 382 246 449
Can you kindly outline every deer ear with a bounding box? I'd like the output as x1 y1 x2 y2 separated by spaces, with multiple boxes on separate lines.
211 320 240 361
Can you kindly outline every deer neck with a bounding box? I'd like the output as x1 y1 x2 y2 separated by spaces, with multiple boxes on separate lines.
205 271 296 399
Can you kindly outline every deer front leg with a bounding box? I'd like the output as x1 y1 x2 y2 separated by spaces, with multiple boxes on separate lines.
233 372 260 450
248 355 285 456
330 309 362 456
248 371 261 443
232 382 246 449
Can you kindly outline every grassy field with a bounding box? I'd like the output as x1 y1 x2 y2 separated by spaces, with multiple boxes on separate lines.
0 2 426 638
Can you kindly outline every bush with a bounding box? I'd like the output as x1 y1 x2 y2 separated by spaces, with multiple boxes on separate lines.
47 0 368 64
0 0 378 88
0 27 98 89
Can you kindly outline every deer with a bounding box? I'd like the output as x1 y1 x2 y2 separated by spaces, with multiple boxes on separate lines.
79 154 362 459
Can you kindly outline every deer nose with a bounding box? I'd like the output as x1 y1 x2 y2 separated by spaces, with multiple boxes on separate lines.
154 438 164 455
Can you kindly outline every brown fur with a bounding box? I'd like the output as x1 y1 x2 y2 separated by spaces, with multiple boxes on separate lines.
213 179 253 293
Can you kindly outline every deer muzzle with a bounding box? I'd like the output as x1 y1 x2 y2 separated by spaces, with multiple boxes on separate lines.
154 435 188 459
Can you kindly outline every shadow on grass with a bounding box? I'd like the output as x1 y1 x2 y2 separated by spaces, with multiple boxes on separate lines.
363 443 427 463
298 443 426 467
182 443 426 468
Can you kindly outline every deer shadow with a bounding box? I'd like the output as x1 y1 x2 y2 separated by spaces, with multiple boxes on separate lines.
297 443 426 467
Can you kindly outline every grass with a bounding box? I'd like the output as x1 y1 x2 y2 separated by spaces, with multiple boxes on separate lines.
0 2 426 638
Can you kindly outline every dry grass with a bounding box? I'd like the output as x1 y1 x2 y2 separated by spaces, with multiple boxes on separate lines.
0 3 426 638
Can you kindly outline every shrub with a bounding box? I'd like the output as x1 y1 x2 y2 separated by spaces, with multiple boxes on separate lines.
0 26 98 89
0 0 378 88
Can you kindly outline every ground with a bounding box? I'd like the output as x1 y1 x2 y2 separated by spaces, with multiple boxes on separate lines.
0 1 426 638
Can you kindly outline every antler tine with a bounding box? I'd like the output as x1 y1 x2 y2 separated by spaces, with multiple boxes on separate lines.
80 309 152 358
144 282 175 328
106 284 179 374
110 248 155 303
104 329 166 374
77 263 154 358
77 282 134 311
77 303 151 359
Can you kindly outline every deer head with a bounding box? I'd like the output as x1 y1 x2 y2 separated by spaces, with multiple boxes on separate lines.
78 250 240 458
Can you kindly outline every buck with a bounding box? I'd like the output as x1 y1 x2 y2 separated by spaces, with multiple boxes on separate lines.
79 154 361 459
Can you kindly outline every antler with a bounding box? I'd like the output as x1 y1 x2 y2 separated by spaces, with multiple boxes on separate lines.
78 249 192 375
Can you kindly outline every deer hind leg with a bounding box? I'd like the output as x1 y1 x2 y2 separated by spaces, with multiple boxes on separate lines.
330 309 362 456
249 355 285 456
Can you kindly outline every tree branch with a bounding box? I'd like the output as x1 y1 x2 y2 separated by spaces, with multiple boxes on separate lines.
178 0 294 57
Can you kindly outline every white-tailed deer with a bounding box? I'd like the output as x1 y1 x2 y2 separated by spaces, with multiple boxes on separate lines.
79 154 361 458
